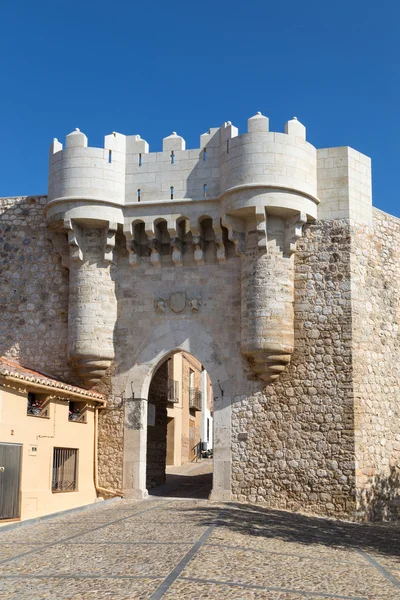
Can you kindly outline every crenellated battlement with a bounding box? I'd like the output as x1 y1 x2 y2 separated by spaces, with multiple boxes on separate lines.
47 113 317 212
49 114 308 160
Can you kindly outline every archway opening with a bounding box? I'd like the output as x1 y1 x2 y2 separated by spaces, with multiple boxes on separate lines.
146 351 214 499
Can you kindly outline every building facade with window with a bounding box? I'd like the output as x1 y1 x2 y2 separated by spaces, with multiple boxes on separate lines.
0 357 105 524
166 353 213 467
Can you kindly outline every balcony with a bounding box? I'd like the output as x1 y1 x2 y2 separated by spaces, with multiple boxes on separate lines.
168 379 179 404
68 401 86 423
189 387 202 411
27 404 49 418
27 393 49 418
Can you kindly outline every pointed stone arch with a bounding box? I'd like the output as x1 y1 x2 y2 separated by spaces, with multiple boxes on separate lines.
122 321 232 501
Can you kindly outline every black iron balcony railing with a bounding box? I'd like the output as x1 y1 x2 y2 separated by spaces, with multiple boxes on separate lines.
168 379 179 403
189 387 202 411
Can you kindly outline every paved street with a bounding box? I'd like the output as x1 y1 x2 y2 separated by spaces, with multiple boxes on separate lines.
1 462 400 599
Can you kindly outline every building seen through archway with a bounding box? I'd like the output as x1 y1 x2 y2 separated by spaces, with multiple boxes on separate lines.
146 352 213 496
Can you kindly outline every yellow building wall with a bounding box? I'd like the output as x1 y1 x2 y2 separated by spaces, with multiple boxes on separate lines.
166 353 183 466
0 384 98 523
166 352 206 466
182 353 202 462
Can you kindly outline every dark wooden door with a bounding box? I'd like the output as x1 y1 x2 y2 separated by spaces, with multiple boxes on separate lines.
0 443 22 520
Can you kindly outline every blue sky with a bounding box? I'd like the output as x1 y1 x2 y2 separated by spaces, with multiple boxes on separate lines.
1 1 399 215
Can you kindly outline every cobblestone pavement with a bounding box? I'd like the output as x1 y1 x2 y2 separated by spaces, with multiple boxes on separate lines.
1 463 400 599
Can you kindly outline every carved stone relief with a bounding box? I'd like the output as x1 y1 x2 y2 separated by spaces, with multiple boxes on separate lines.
154 291 202 314
169 292 186 314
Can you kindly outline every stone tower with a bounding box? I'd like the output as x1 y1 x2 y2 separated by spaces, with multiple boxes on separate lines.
46 114 320 387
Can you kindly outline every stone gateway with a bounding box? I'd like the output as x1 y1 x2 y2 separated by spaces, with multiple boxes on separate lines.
1 112 399 521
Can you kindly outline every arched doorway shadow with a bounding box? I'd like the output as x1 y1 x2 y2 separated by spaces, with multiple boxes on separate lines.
150 473 213 499
122 321 232 502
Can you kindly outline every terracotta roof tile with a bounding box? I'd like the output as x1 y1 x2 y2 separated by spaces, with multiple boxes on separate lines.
0 357 105 402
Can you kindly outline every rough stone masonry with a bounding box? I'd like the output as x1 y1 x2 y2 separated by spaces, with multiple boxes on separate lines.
1 112 399 521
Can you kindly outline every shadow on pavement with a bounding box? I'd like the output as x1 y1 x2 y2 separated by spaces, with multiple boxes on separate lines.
149 472 212 499
181 502 400 559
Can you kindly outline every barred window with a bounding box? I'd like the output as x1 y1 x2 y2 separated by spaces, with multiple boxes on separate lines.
52 448 78 493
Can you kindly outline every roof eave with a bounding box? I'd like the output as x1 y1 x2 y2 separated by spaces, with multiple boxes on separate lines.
0 373 106 406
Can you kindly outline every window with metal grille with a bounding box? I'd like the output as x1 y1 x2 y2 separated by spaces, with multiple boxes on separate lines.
52 448 78 493
167 378 179 403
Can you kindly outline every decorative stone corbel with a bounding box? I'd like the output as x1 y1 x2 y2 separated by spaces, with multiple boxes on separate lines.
191 223 205 265
63 219 83 262
145 222 162 268
47 230 70 269
221 214 246 256
124 226 139 267
104 221 117 264
148 239 162 268
284 211 307 256
171 238 183 266
192 235 204 265
255 206 267 250
167 220 183 267
213 223 226 264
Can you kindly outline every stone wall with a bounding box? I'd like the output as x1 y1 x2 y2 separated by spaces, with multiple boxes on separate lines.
351 208 400 520
0 196 72 382
231 219 356 519
94 364 124 492
110 237 246 399
146 361 168 489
